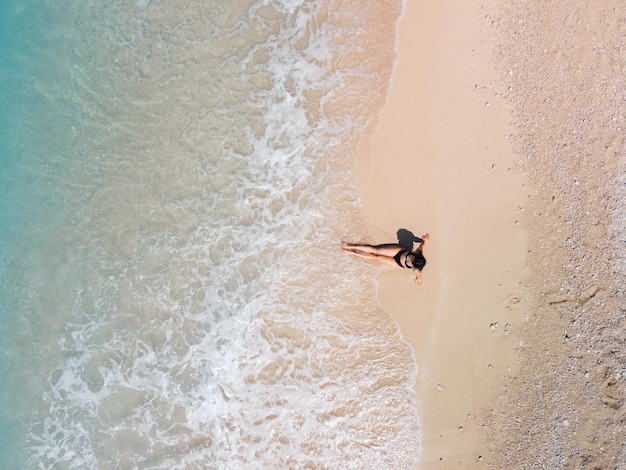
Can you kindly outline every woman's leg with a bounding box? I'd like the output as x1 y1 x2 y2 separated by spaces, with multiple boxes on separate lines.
342 242 404 257
344 250 402 269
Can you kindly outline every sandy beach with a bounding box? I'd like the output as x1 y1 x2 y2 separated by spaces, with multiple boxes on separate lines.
486 2 625 468
357 0 625 467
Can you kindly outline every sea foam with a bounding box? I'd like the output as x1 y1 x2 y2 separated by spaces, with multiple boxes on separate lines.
1 0 419 468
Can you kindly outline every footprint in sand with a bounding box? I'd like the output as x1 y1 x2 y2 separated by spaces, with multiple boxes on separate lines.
598 365 624 410
578 284 600 304
502 294 521 310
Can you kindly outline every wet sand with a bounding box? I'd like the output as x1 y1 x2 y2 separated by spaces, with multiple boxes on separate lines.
356 0 625 467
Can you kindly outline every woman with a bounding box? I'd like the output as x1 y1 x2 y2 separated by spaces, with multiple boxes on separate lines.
342 233 430 286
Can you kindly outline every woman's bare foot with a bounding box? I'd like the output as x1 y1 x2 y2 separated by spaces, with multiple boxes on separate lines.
342 242 354 254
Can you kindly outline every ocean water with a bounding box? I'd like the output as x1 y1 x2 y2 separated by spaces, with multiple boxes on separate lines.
0 0 419 468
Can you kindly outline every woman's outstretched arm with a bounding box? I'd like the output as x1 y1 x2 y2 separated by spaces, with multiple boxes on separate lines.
413 268 423 286
418 233 430 251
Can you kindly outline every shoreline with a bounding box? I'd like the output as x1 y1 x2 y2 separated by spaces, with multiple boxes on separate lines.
359 0 527 466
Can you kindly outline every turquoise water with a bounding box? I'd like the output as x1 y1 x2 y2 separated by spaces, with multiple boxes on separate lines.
0 2 102 463
0 0 419 467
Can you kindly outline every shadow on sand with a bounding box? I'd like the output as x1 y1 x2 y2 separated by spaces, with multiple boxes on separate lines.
372 228 423 250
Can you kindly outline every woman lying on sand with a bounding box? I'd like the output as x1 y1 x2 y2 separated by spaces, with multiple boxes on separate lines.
342 233 430 286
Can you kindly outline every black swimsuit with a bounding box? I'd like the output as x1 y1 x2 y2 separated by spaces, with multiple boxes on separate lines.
393 250 415 269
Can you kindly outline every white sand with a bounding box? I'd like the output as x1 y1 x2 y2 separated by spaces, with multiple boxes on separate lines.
357 0 527 466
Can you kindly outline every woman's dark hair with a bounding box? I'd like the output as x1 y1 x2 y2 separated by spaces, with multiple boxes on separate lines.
412 251 426 271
